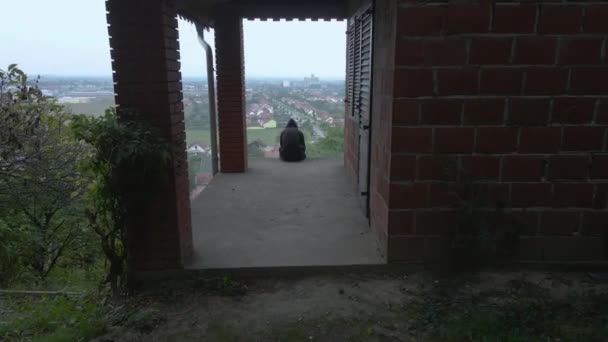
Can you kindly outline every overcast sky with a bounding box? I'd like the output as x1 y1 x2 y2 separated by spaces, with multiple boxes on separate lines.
0 0 346 79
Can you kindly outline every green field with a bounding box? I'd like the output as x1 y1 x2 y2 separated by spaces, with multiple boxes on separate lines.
64 96 115 117
186 128 283 146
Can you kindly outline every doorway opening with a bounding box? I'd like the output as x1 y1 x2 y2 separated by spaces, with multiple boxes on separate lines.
183 17 381 269
243 20 346 163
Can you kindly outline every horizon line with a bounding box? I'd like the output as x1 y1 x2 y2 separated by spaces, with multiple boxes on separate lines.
36 74 345 79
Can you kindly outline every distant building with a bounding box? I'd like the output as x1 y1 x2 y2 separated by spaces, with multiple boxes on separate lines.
262 119 277 129
195 172 213 185
303 73 320 87
282 80 291 88
187 144 209 154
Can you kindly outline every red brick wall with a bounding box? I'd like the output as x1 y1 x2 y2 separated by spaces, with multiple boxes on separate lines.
106 0 192 270
215 10 248 173
386 1 608 262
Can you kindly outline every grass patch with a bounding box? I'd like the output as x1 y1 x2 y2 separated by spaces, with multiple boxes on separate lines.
186 128 284 147
0 294 105 342
406 280 608 341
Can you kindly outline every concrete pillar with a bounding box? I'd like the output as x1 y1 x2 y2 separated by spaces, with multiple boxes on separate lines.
215 11 248 173
106 0 192 270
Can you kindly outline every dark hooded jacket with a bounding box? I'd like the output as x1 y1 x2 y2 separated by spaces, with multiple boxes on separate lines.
279 119 306 162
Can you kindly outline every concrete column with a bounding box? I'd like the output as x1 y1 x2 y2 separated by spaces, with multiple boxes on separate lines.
106 0 192 270
215 12 248 173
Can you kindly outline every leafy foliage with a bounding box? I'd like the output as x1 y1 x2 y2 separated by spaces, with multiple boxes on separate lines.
307 125 344 158
71 109 171 294
0 65 97 282
0 294 105 341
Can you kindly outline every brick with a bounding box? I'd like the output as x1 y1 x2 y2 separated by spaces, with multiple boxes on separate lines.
511 183 552 208
391 127 433 153
519 127 562 153
387 236 425 262
597 99 608 124
428 183 461 208
539 5 583 34
513 37 557 65
552 97 595 124
542 236 604 261
594 184 608 210
388 210 414 235
425 236 453 262
391 155 416 181
540 211 580 235
476 127 518 153
553 183 594 208
473 183 510 206
460 156 500 180
420 99 463 125
395 39 424 66
508 98 550 126
389 183 429 209
416 210 459 235
434 128 475 153
394 69 434 97
463 98 505 125
423 38 468 66
397 37 471 67
584 5 608 33
502 156 544 182
397 7 445 35
436 68 479 95
558 37 603 65
524 68 568 95
515 237 544 260
479 68 523 95
417 156 457 181
513 211 540 235
469 37 512 65
445 5 490 34
562 127 605 151
393 98 420 125
548 155 588 180
591 155 608 179
570 68 608 94
493 4 537 33
581 211 608 236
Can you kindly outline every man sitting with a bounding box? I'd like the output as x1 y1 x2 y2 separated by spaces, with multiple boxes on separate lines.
279 119 306 162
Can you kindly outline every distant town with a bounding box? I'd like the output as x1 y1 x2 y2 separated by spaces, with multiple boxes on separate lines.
38 74 346 190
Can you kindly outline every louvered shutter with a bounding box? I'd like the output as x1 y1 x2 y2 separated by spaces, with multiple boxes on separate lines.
357 8 373 213
351 17 362 118
346 20 355 118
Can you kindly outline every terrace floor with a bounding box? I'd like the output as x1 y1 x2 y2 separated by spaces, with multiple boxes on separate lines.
186 158 384 269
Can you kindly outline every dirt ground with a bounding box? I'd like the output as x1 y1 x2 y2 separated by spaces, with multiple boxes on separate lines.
94 269 608 342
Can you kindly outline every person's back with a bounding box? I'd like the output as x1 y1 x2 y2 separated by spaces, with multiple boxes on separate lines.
280 119 306 162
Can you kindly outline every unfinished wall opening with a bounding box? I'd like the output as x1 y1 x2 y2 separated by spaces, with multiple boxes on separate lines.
183 16 383 269
243 19 346 163
177 19 217 201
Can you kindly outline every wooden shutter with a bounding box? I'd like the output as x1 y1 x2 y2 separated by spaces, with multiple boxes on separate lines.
357 8 373 211
346 20 355 116
351 17 362 118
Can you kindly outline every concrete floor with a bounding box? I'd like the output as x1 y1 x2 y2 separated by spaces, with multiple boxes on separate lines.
186 158 384 269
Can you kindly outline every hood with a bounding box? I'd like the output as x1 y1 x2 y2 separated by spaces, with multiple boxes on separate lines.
286 119 298 129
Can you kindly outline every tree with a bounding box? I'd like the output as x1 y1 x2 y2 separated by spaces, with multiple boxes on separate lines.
0 65 95 281
71 109 170 294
